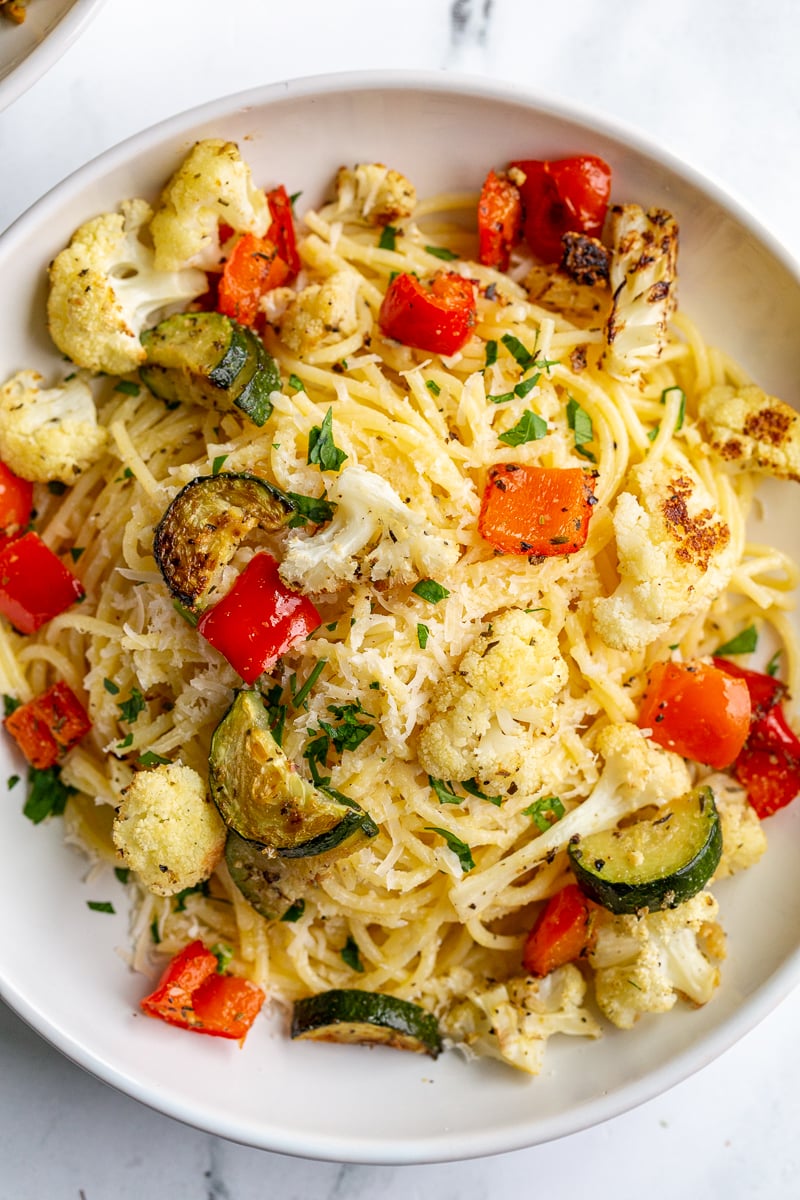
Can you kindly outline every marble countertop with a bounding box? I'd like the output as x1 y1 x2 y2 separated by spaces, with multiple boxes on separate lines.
1 0 799 1193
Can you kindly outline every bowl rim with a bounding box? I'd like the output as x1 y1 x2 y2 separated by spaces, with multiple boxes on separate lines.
2 68 800 1164
0 0 107 114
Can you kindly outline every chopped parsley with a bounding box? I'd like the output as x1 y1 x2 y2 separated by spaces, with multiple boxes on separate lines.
288 373 305 393
173 599 199 627
118 688 146 724
150 917 161 944
173 881 210 912
501 333 537 372
766 649 783 677
498 410 548 447
425 244 458 261
138 751 171 767
24 766 75 824
487 391 516 405
485 340 498 369
341 935 365 972
290 659 327 709
7 774 20 790
566 396 596 462
460 778 502 806
416 622 430 649
3 695 21 717
211 454 229 475
302 730 331 785
426 826 475 872
87 901 115 914
523 794 565 832
715 625 758 656
114 380 140 396
211 943 234 973
114 867 130 884
661 385 686 431
280 898 306 923
47 480 68 496
425 379 441 397
307 408 348 472
286 491 336 526
69 547 86 563
261 682 287 747
116 734 134 751
412 579 450 604
379 225 398 251
321 701 375 753
369 680 381 690
429 777 462 805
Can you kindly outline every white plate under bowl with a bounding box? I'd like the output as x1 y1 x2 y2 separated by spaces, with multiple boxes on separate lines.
1 72 799 1164
0 0 104 112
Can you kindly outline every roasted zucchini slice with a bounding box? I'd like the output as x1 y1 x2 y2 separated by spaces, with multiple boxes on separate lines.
210 690 378 856
291 989 442 1057
225 829 307 921
141 312 280 426
568 785 722 914
153 472 292 607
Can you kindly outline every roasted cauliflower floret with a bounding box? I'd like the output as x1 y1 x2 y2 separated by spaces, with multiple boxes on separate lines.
417 609 569 785
47 198 207 376
0 370 107 483
334 163 416 225
603 205 678 382
703 772 767 880
441 966 601 1075
279 464 458 594
149 139 270 271
699 384 800 482
112 762 226 897
278 270 362 355
593 458 736 651
590 891 723 1029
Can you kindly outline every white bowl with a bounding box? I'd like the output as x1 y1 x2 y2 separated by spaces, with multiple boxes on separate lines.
0 0 105 112
1 72 799 1164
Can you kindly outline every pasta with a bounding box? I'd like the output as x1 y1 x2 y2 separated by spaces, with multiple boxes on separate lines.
1 145 797 1072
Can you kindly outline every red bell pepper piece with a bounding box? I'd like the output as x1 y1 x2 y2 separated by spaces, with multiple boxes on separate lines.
198 552 321 684
509 155 612 263
713 659 800 817
638 660 751 770
217 233 291 326
141 940 265 1040
3 680 91 769
379 272 476 357
0 532 85 634
266 185 301 275
478 463 596 556
522 884 598 976
0 462 33 550
477 169 523 272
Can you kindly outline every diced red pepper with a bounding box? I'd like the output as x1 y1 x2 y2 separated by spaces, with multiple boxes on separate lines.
3 681 91 769
522 884 598 976
141 939 265 1040
713 659 800 817
478 463 596 556
509 155 612 263
198 552 321 684
217 233 291 326
477 169 523 272
0 532 85 634
638 659 751 770
378 272 476 357
0 462 33 550
266 185 301 275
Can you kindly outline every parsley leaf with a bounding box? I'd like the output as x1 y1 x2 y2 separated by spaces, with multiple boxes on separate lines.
485 340 498 369
286 491 336 526
114 867 130 884
514 372 541 399
280 898 306 923
501 333 537 371
138 751 171 767
379 225 398 251
425 379 441 397
714 626 758 656
211 943 234 973
766 649 783 678
212 454 229 475
7 774 20 790
487 391 516 405
70 547 85 563
87 901 115 914
302 731 331 785
522 794 565 832
47 480 68 496
498 410 548 447
173 881 210 912
417 622 430 649
460 778 502 806
566 396 596 462
3 695 21 717
118 688 146 724
114 380 140 396
429 777 462 805
341 935 365 972
322 701 375 752
261 682 287 746
288 373 305 393
24 766 75 824
307 408 348 472
425 244 458 261
412 579 450 604
150 918 161 944
426 826 475 872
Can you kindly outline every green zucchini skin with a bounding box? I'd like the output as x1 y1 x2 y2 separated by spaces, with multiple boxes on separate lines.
153 471 292 607
141 312 280 426
291 989 442 1057
209 690 378 858
224 829 305 921
568 785 722 914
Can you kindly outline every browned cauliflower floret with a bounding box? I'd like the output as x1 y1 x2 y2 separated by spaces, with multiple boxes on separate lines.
699 384 800 482
0 370 106 483
334 163 416 225
704 773 767 880
278 270 362 356
112 763 226 896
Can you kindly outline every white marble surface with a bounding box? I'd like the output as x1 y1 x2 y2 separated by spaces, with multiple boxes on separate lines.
1 0 800 1193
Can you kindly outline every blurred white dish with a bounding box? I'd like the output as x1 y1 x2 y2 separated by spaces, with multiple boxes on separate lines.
0 71 799 1164
0 0 104 111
